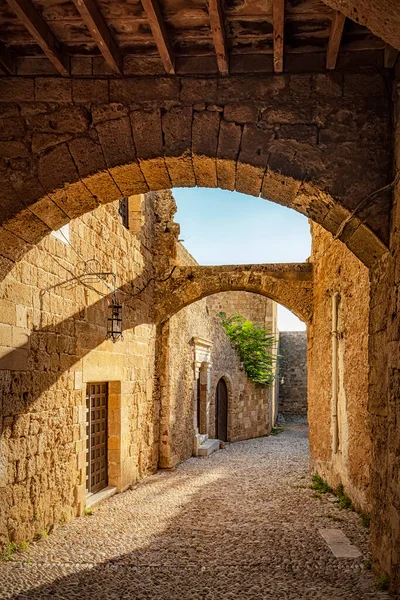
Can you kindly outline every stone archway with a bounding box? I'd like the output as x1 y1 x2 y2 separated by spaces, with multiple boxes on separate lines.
155 263 313 325
0 71 391 274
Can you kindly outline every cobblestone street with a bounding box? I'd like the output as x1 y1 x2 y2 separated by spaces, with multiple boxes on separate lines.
0 419 389 599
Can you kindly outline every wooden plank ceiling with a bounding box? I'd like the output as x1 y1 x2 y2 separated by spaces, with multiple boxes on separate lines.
0 0 396 76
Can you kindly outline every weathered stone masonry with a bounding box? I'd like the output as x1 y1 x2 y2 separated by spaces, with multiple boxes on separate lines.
1 64 400 593
0 72 391 274
156 263 313 325
159 244 277 469
0 194 161 543
366 62 400 590
308 223 371 512
0 189 281 545
278 331 308 415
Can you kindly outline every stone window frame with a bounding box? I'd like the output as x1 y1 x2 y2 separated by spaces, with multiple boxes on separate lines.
192 336 212 437
117 195 145 234
118 197 129 229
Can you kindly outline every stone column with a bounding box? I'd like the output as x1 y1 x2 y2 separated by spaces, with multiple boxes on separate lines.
199 361 211 435
192 337 213 451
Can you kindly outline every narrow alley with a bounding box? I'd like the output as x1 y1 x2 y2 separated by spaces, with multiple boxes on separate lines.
0 420 388 600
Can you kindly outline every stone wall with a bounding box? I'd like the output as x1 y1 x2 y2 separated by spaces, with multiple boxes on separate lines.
206 291 277 330
278 331 307 415
0 190 278 546
156 263 313 325
159 247 275 468
308 223 371 512
366 63 400 592
0 72 391 273
0 193 163 545
206 291 279 427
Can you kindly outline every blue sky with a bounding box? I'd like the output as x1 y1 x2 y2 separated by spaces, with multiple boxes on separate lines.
173 188 311 331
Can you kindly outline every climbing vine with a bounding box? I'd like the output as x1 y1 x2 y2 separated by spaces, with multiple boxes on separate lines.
219 312 278 386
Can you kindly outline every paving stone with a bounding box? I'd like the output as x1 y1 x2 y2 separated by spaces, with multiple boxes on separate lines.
0 421 389 600
319 528 362 558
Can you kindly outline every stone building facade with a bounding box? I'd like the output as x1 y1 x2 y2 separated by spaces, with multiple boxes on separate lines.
2 61 400 592
0 191 277 545
159 246 277 469
308 223 371 512
278 332 308 415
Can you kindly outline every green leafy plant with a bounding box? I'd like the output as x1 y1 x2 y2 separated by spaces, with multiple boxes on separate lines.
84 507 94 516
336 483 353 509
219 312 278 385
311 474 333 494
364 558 372 570
35 530 48 541
312 475 371 526
375 575 390 591
1 541 29 561
359 512 371 528
270 426 283 436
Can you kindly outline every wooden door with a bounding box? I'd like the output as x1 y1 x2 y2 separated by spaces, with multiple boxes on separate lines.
86 382 108 494
216 378 228 442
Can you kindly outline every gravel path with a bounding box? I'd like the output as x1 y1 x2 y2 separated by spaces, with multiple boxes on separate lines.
0 419 390 599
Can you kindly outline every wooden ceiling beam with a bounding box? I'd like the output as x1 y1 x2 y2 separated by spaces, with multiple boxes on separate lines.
208 0 228 75
0 44 16 74
326 11 346 70
72 0 122 74
5 0 69 75
140 0 175 75
272 0 285 73
384 44 399 69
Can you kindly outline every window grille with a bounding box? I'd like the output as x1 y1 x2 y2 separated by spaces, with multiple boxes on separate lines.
119 197 129 229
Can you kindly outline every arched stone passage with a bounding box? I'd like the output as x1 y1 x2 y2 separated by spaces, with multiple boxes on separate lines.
155 263 313 325
0 72 391 271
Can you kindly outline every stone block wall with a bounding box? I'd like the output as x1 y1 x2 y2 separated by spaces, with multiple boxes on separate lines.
164 296 272 465
0 191 177 545
308 223 371 512
366 64 400 592
159 245 275 467
206 291 277 330
278 331 307 415
0 189 277 546
206 290 279 427
0 72 391 278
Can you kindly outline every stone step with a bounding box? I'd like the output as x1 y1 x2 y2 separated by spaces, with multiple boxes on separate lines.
197 439 220 457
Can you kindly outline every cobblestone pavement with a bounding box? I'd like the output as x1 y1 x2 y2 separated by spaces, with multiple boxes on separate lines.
0 419 390 599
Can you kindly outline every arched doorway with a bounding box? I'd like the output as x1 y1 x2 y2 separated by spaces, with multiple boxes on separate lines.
216 378 228 442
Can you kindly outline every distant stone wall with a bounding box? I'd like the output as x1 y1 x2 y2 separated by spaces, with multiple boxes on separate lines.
206 291 276 330
278 332 307 414
206 291 279 425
